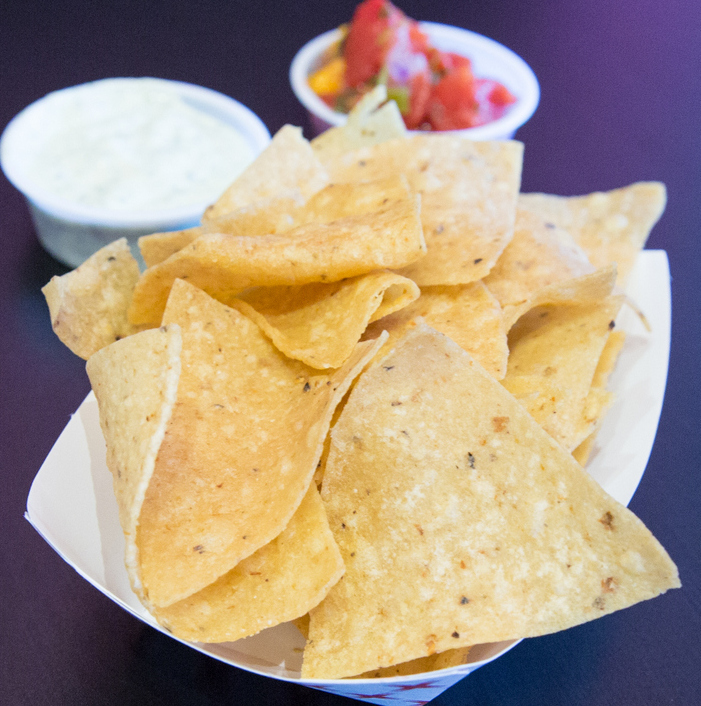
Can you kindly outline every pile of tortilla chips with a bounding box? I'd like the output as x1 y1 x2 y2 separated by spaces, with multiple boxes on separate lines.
43 86 677 680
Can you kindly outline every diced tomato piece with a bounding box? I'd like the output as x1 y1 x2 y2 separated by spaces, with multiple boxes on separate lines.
425 47 448 75
344 0 402 87
424 49 471 80
403 70 432 129
428 64 479 130
445 51 471 71
489 82 517 106
408 23 430 54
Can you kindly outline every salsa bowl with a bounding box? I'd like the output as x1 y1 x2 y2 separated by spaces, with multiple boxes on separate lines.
290 22 539 139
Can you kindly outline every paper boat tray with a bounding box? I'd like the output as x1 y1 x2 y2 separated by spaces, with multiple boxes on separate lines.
26 251 670 704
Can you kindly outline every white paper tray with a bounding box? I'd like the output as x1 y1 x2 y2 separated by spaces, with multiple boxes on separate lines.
26 250 671 704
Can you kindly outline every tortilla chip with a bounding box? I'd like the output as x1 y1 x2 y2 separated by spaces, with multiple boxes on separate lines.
225 271 418 369
139 227 204 268
504 373 613 455
484 206 594 307
572 330 627 466
201 194 305 237
153 485 344 642
294 613 311 640
85 324 182 600
578 329 627 438
519 182 666 287
203 124 328 222
364 281 508 380
572 433 597 467
313 388 353 488
42 238 142 359
324 135 523 286
578 385 615 440
311 85 407 164
205 175 414 239
137 280 385 606
302 325 679 679
298 175 414 224
502 295 624 451
501 265 617 332
355 647 472 678
128 195 426 328
595 329 626 388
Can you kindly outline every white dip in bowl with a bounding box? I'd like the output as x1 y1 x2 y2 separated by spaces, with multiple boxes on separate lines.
1 77 271 267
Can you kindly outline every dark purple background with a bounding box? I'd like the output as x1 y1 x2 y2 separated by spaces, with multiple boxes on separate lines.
1 1 699 704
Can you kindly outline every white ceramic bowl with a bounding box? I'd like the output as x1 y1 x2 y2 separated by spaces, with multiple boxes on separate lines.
0 79 271 268
290 22 539 139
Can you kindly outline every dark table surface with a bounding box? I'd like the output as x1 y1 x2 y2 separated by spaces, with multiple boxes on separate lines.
1 1 700 704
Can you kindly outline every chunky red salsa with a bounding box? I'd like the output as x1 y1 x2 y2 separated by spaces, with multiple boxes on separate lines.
308 0 517 131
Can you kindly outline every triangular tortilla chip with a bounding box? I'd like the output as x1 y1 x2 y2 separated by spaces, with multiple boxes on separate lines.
128 195 426 327
42 238 141 359
201 194 305 237
484 206 594 307
204 175 414 238
137 280 385 606
518 182 666 287
139 227 204 268
324 135 523 285
203 124 328 222
363 281 508 379
146 135 403 268
225 271 419 369
153 484 344 642
311 85 407 164
355 647 472 678
502 295 624 451
85 324 182 600
302 326 679 679
572 433 597 467
501 264 617 332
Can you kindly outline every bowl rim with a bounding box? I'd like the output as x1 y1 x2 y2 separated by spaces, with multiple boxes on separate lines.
290 21 540 140
0 77 271 229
